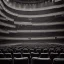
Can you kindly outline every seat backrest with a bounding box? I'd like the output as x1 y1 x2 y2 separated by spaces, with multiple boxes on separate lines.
14 57 29 64
32 57 52 64
53 58 64 64
0 53 4 58
50 53 59 59
13 53 21 58
43 49 48 53
40 53 49 58
0 58 12 64
31 52 39 58
59 53 64 58
4 53 12 58
23 48 29 53
22 53 30 58
36 49 41 53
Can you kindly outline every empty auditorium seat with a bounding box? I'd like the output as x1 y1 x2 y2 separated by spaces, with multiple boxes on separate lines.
49 48 55 53
43 48 49 53
55 48 61 53
36 49 41 53
22 53 30 59
32 57 52 64
2 49 8 53
7 49 13 53
30 49 34 53
53 58 64 64
0 58 12 64
50 53 59 60
59 53 64 58
31 52 40 58
22 53 31 64
14 57 29 64
13 53 21 58
4 53 12 58
0 53 4 58
14 48 21 53
40 53 49 58
23 48 29 53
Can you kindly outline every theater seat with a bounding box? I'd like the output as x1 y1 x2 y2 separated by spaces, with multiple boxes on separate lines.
22 53 30 59
0 53 4 58
31 52 40 58
0 58 12 64
36 49 41 53
59 53 64 58
13 53 21 58
43 48 48 53
23 48 29 53
53 58 64 64
40 53 49 58
14 57 29 64
4 53 12 58
50 53 59 60
32 57 52 64
30 49 34 53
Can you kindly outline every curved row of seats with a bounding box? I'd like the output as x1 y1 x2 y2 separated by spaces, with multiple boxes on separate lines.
0 57 64 64
0 45 64 64
0 52 64 58
0 46 64 58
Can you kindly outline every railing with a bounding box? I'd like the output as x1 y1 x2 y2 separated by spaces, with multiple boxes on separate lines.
0 29 64 33
0 36 64 40
0 21 16 28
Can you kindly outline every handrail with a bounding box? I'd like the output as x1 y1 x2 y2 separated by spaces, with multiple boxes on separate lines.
8 29 64 33
0 29 64 34
14 21 64 26
0 21 16 28
0 36 56 40
0 36 64 40
0 11 14 21
0 17 8 21
0 29 9 34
